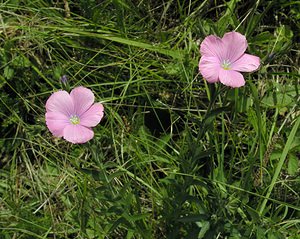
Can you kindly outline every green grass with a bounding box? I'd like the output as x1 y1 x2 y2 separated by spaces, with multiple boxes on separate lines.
0 0 300 238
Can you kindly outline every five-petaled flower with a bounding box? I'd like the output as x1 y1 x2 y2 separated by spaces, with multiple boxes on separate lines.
199 31 260 88
45 86 104 144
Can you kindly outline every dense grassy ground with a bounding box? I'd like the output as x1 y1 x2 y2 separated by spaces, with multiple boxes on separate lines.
0 0 299 238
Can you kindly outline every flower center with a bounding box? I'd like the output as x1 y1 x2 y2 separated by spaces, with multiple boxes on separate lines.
69 115 80 125
221 59 231 70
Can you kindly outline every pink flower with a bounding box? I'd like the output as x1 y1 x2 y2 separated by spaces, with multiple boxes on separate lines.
45 86 104 144
198 31 260 88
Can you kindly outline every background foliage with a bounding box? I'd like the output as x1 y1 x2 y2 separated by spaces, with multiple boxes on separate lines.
0 0 299 238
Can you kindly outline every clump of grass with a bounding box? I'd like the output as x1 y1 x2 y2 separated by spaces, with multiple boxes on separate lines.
0 0 299 238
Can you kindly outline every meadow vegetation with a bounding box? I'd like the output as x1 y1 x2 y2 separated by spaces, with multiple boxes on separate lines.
0 0 299 238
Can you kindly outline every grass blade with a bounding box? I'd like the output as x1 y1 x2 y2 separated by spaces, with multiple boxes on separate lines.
258 116 300 215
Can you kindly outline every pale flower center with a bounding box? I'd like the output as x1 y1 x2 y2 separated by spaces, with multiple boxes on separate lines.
221 59 231 70
69 115 80 125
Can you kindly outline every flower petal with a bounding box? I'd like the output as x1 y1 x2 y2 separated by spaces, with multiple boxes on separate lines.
45 112 70 137
70 86 95 116
63 124 94 144
46 90 74 116
222 32 248 62
199 56 221 83
219 69 245 88
80 103 104 127
200 35 225 60
231 53 260 72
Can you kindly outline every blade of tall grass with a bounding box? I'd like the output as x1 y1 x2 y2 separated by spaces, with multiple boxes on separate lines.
258 115 300 215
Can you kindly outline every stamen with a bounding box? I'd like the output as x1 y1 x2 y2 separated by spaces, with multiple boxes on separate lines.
221 59 231 70
69 115 80 125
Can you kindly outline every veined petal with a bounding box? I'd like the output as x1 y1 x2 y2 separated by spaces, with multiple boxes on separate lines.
200 35 225 60
63 124 94 144
231 54 260 72
45 112 70 137
80 103 104 127
222 32 248 63
46 90 74 116
199 56 221 83
70 86 95 116
219 69 245 88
